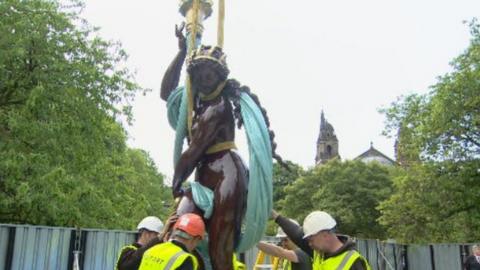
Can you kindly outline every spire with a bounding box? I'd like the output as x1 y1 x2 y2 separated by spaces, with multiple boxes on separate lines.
318 110 336 142
320 110 325 129
315 110 340 165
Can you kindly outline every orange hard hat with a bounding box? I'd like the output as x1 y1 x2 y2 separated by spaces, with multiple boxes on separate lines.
174 213 206 239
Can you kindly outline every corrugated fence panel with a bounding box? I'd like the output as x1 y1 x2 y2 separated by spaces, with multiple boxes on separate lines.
368 240 379 270
0 226 10 269
432 244 462 270
407 245 432 270
357 239 368 258
357 239 374 268
1 224 477 270
10 225 72 270
83 229 135 270
387 243 404 270
382 243 403 270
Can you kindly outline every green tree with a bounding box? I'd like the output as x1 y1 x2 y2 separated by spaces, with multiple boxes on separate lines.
379 20 480 243
273 161 303 210
0 0 170 229
378 160 480 243
382 20 480 162
281 160 394 239
264 161 303 235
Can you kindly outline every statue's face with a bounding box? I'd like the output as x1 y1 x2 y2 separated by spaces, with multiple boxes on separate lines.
191 65 221 94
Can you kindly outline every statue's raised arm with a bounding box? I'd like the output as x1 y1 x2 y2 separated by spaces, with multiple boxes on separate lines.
160 23 187 101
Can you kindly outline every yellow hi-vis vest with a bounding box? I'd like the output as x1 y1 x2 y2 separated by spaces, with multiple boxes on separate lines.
233 254 246 270
312 250 371 270
273 257 292 270
138 241 199 270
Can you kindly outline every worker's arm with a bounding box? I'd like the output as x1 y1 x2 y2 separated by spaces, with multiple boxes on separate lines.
171 98 227 198
273 211 313 258
257 241 299 263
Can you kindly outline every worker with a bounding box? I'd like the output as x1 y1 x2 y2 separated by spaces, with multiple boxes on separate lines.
257 219 312 270
116 216 165 270
138 213 206 270
273 210 371 270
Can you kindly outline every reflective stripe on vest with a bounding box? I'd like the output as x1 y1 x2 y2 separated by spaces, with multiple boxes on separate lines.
272 257 292 270
138 241 199 270
282 258 292 270
312 250 371 270
116 244 138 270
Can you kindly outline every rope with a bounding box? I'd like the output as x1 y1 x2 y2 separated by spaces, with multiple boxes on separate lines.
187 0 201 139
217 0 225 48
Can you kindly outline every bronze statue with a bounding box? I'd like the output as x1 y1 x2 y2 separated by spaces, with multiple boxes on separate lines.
160 24 284 270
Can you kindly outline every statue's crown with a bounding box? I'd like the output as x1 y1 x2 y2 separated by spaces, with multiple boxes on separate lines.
188 45 227 68
187 45 229 80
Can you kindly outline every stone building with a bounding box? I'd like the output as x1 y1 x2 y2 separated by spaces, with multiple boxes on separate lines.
315 111 340 165
354 142 395 166
314 111 394 166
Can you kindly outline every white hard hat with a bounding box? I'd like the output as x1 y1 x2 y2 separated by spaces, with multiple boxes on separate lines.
302 211 336 239
275 219 299 238
137 216 164 233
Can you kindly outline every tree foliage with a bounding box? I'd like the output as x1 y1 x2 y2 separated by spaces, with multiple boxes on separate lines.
264 161 303 235
378 161 480 243
382 20 480 162
0 0 170 230
280 160 393 239
379 20 480 243
273 161 303 210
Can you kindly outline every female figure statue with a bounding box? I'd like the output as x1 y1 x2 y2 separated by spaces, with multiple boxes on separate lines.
160 24 284 270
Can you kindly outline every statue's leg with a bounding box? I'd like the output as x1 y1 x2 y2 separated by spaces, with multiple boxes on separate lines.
176 190 202 216
208 154 247 270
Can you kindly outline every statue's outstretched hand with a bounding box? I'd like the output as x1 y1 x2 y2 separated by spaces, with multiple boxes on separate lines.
175 23 186 52
172 178 185 198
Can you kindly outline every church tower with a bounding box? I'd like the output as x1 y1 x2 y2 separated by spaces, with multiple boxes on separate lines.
315 111 340 165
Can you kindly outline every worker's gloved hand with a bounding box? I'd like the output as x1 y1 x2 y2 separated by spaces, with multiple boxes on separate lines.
165 214 179 229
271 209 279 220
159 214 179 242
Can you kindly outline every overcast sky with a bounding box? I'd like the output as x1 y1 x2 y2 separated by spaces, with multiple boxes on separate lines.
81 0 479 180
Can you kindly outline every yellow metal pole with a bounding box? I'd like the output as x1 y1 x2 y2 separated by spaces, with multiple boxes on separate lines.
178 0 213 138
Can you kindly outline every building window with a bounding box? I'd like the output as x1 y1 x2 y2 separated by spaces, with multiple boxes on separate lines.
327 145 332 156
